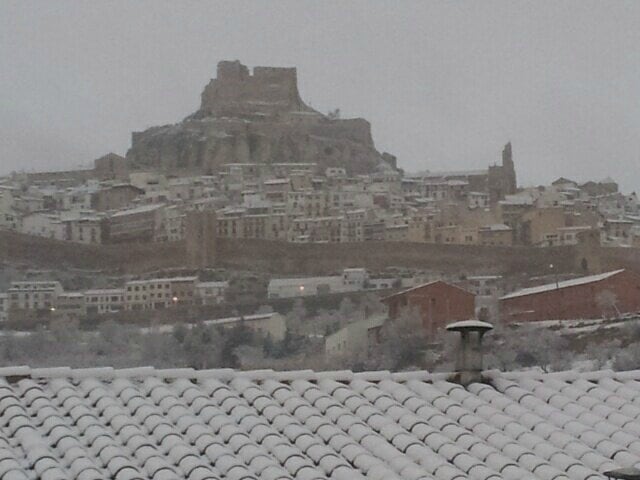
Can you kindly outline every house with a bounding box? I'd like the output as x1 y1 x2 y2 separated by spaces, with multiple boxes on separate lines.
7 281 64 311
20 212 65 240
382 280 475 335
325 315 386 357
478 224 513 246
90 184 144 212
124 277 198 310
83 289 125 315
205 312 287 341
102 204 164 244
268 276 344 299
53 292 86 321
195 281 229 306
0 293 7 322
500 269 640 322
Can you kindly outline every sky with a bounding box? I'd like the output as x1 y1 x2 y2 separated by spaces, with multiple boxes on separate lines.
1 1 639 191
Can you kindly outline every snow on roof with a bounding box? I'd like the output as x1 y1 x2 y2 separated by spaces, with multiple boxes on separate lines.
1 365 639 479
382 280 473 300
501 269 626 300
110 203 164 217
416 168 489 178
479 223 512 232
446 319 494 331
83 288 125 295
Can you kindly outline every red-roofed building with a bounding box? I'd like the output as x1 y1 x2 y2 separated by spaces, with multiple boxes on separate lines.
382 281 476 335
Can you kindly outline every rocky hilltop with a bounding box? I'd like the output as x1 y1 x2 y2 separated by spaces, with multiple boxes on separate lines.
126 60 395 175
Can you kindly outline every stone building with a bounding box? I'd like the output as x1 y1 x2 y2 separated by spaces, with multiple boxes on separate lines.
413 142 517 204
185 210 217 268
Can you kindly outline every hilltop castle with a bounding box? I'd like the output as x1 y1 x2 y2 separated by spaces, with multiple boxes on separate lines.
125 60 394 176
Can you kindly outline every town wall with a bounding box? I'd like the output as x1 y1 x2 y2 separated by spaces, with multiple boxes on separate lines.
1 229 639 277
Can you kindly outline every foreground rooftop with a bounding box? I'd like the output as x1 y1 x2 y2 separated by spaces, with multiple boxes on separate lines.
1 366 640 480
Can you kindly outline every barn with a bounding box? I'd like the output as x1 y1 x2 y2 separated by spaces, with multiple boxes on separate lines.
500 268 640 322
382 280 476 335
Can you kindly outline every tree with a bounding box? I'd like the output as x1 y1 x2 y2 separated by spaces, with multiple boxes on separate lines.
375 307 425 370
182 323 222 369
484 322 570 372
596 290 620 319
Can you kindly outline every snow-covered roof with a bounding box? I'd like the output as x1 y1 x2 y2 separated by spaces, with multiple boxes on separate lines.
479 223 512 232
382 280 474 300
110 203 164 217
501 269 626 300
1 365 640 479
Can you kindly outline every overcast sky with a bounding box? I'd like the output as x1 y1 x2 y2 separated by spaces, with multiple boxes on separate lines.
1 1 639 191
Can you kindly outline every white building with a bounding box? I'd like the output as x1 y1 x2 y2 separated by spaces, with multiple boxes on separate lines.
124 279 172 311
124 277 197 310
0 293 7 322
7 281 64 311
268 269 368 299
268 276 344 299
342 268 369 289
20 212 65 240
84 289 125 315
325 315 386 357
195 281 228 306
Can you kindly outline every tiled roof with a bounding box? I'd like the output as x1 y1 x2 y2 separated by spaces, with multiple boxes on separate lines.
1 366 640 479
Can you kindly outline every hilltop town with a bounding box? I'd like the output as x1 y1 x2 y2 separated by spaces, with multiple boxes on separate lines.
1 60 639 372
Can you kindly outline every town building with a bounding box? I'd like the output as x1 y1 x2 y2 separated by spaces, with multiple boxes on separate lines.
477 224 513 246
83 289 126 315
0 293 7 322
205 312 287 341
102 204 164 244
500 269 640 322
7 281 64 311
325 315 386 358
53 292 86 321
382 280 476 335
195 281 228 306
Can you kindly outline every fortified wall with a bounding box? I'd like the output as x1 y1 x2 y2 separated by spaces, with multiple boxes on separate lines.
3 230 637 278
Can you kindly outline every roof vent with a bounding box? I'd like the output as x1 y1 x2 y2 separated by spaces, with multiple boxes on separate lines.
604 468 640 480
446 320 493 386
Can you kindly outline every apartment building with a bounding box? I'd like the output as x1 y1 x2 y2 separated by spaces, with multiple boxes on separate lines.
84 289 126 315
195 281 228 306
0 294 7 322
7 281 64 311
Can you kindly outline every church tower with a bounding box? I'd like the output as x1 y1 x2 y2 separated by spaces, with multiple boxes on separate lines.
501 142 517 195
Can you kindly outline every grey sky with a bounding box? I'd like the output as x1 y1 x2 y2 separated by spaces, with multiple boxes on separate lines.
1 1 639 191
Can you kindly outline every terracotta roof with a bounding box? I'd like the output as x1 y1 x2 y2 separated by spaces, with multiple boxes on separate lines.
2 365 640 479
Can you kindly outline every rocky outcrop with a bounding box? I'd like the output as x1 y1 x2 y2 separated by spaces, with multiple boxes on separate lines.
126 60 393 175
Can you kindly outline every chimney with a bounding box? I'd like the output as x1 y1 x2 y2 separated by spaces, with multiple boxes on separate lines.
446 320 493 386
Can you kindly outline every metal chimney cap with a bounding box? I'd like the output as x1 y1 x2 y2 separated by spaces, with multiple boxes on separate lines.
604 467 640 480
446 320 494 333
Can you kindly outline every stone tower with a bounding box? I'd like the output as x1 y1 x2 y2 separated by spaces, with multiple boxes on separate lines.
501 142 517 196
488 142 518 203
185 210 217 269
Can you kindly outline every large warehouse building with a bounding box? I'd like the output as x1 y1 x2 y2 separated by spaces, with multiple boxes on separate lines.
500 268 640 322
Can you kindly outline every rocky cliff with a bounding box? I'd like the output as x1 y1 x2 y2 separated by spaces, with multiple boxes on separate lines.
126 60 394 175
